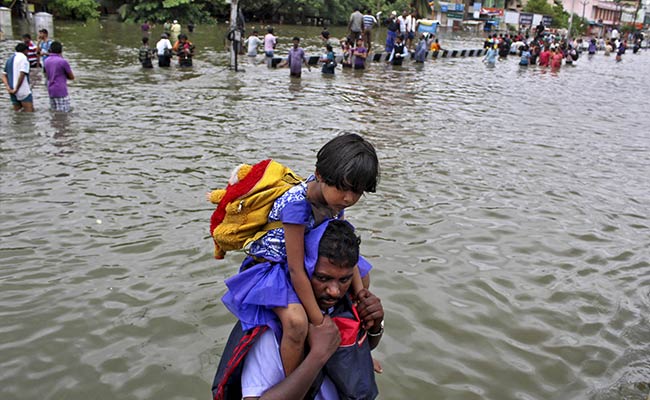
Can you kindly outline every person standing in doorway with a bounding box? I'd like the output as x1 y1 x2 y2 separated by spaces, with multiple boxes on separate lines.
2 43 34 112
44 41 74 112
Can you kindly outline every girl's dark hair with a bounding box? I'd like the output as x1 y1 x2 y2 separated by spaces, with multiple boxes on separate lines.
316 133 379 194
326 44 333 52
318 220 360 268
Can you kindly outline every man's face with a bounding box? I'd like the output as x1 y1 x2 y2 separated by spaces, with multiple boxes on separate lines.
23 37 30 44
310 257 354 310
293 40 299 48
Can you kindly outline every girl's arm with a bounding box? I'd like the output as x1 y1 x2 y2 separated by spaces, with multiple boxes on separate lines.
351 265 364 295
285 223 324 325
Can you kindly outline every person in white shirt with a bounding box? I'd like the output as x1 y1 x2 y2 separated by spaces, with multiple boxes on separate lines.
405 10 417 50
397 10 408 39
2 42 33 112
244 30 262 57
156 33 173 67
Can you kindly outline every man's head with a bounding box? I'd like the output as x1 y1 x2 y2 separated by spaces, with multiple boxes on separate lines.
22 34 32 44
49 41 63 54
38 29 48 39
309 220 360 310
15 42 28 54
292 36 300 48
179 34 188 42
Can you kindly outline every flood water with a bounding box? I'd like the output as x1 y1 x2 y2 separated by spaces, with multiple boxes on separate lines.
1 19 649 400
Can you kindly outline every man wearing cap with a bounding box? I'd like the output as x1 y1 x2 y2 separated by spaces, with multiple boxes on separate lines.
170 20 181 44
156 33 173 67
2 42 34 112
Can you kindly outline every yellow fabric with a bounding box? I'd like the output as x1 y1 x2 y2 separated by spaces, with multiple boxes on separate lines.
212 160 302 257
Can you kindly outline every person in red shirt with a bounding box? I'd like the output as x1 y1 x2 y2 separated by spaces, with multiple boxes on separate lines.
538 45 551 67
22 34 39 68
550 46 563 69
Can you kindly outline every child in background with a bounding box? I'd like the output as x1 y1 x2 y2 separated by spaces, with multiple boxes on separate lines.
221 133 380 377
352 38 367 70
341 38 352 68
320 44 336 74
138 37 154 68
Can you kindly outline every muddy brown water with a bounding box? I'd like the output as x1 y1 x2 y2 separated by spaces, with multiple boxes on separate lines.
1 19 649 400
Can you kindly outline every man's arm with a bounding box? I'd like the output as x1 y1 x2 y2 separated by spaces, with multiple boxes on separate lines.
64 61 74 80
355 289 384 350
12 72 27 95
1 72 13 94
245 317 341 400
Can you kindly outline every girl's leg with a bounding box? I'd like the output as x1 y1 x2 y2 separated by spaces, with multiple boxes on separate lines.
273 303 308 376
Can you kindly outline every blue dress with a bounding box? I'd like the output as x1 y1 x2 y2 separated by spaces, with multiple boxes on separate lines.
222 177 371 331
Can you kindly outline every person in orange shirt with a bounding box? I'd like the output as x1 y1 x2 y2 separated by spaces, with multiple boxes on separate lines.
172 34 194 67
430 38 441 52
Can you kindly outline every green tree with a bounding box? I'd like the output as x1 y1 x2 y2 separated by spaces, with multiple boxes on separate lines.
50 0 100 19
120 0 224 23
524 0 553 16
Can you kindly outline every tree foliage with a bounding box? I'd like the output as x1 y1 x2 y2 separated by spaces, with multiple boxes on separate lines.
50 0 100 20
524 0 570 28
119 0 225 23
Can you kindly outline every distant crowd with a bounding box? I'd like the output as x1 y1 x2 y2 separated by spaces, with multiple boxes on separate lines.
481 22 646 68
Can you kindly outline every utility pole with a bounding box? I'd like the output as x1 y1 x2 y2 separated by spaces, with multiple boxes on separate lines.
580 0 589 21
568 0 577 39
228 0 241 71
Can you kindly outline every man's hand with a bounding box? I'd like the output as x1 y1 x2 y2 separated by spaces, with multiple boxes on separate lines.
308 315 340 363
356 289 384 332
